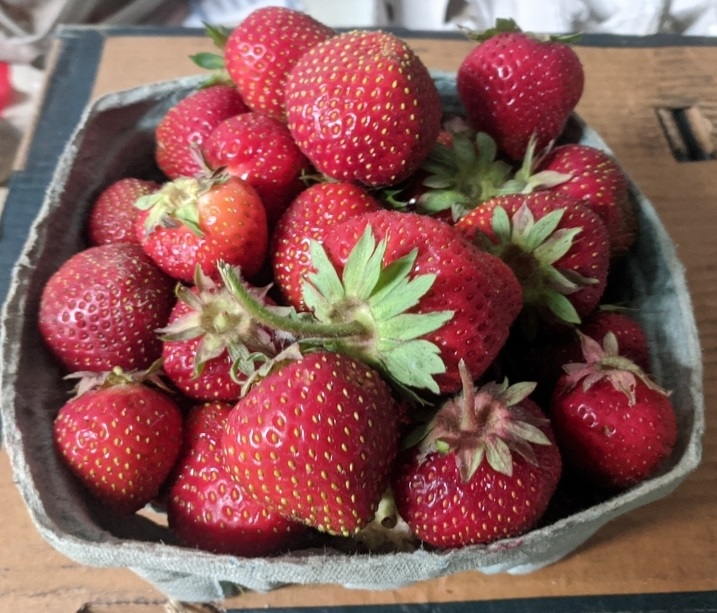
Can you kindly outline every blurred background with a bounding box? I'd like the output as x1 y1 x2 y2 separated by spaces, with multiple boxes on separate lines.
1 0 717 207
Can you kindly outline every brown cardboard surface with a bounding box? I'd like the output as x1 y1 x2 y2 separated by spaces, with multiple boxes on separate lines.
1 34 715 612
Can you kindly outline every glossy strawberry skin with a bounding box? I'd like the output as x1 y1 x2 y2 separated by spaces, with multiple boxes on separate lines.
271 181 383 311
224 7 334 121
321 210 523 394
53 383 183 515
167 402 308 555
392 398 561 548
222 351 400 536
550 376 677 490
155 84 249 180
202 112 310 226
136 176 268 283
285 30 442 187
87 178 160 245
457 31 584 160
38 243 175 373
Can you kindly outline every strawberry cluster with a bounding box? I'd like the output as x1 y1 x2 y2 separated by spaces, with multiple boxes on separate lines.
38 8 678 558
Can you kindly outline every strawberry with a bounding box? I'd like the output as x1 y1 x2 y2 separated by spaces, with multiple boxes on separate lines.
86 177 160 245
455 192 611 329
270 181 383 311
550 332 677 490
303 210 523 395
38 242 175 373
134 173 268 283
159 267 285 402
538 143 637 257
285 29 442 187
456 19 584 160
155 84 248 180
167 401 308 555
201 111 311 225
392 362 562 548
221 7 335 121
53 367 183 515
222 350 401 536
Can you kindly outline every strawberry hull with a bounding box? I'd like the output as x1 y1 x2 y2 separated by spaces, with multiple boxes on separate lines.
0 74 704 602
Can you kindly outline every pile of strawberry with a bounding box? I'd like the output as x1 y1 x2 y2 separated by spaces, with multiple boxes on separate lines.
37 8 678 557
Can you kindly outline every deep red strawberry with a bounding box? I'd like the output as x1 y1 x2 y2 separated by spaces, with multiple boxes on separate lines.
222 7 334 121
222 351 401 536
87 177 160 245
53 368 183 515
456 19 584 160
455 192 610 328
285 29 442 187
392 362 562 548
38 242 175 373
550 332 677 490
134 173 268 283
159 267 285 402
155 84 248 180
538 143 637 257
167 401 309 555
271 181 383 311
201 111 310 225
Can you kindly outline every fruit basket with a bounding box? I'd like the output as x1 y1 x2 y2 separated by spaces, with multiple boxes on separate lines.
0 72 705 603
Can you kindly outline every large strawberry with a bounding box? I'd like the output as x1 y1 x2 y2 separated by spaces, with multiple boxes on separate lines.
155 84 248 180
392 362 562 548
271 181 383 311
538 143 637 257
456 19 584 160
134 173 268 283
87 177 160 245
53 367 183 515
221 7 335 121
222 350 401 536
167 401 309 555
550 332 677 490
285 29 442 187
201 111 311 225
38 242 175 373
455 192 611 329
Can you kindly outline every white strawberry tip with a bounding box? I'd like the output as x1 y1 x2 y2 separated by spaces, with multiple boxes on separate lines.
418 361 551 482
561 331 669 405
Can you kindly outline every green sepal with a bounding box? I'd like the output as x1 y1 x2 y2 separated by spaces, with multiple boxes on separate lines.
189 51 225 71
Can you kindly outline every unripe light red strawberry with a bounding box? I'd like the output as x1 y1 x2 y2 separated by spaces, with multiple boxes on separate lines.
155 84 249 180
53 369 183 515
38 243 175 373
167 401 309 555
285 30 442 187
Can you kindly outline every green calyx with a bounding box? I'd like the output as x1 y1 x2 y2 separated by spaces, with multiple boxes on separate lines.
190 23 233 87
418 361 551 481
217 226 454 396
461 18 581 44
481 202 596 326
64 360 169 398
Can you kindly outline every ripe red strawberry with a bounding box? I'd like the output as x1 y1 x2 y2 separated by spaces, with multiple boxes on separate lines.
222 351 401 536
456 19 584 160
550 332 677 490
167 401 308 555
53 368 183 515
310 209 523 395
38 242 175 373
222 7 334 121
87 177 160 245
538 143 637 257
271 181 383 311
160 267 285 402
134 173 268 283
201 112 311 225
392 362 562 548
155 84 249 180
455 192 611 328
285 29 442 187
